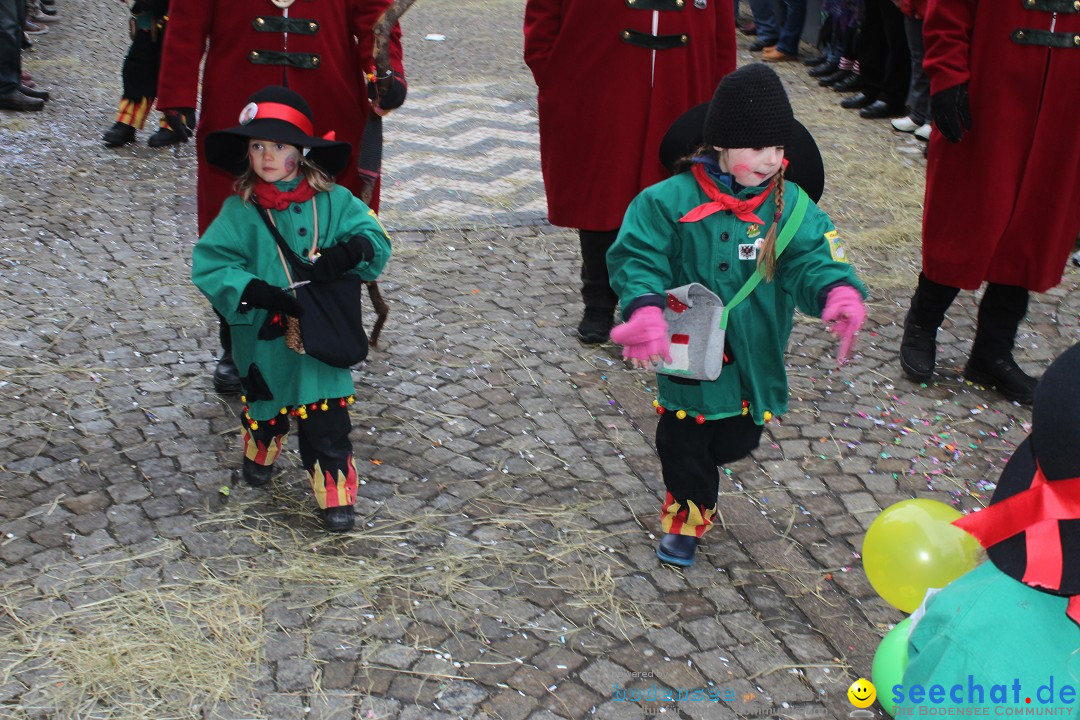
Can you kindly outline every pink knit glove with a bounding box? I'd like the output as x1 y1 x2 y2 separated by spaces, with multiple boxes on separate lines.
821 286 866 364
610 306 672 366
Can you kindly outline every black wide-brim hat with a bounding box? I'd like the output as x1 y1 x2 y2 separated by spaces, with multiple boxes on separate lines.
658 101 825 203
954 342 1080 603
204 85 352 177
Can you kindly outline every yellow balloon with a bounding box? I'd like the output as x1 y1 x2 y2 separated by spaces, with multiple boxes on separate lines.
862 499 983 613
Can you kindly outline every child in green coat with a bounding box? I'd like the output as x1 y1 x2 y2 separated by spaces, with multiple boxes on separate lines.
192 86 392 532
607 64 868 566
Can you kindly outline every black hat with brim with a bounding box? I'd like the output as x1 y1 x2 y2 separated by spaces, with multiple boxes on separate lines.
658 101 825 203
954 342 1080 600
204 85 352 177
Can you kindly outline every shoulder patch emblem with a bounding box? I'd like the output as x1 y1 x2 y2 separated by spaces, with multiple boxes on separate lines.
825 230 847 263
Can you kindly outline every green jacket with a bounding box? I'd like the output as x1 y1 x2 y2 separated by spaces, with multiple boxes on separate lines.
192 183 391 421
899 562 1080 713
607 171 865 422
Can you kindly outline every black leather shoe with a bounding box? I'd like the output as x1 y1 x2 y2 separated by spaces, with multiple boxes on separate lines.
241 458 273 487
0 90 44 111
577 307 614 344
899 312 937 383
859 100 905 119
102 121 136 147
841 92 876 109
818 68 851 87
213 353 242 394
147 126 187 148
656 533 698 567
18 84 48 100
832 74 863 92
803 53 827 66
808 61 839 78
963 355 1038 405
748 38 778 52
322 506 356 532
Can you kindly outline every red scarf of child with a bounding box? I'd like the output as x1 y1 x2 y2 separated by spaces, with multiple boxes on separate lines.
679 163 777 225
253 178 316 210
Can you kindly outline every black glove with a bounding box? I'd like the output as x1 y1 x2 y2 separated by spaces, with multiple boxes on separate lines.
311 236 375 283
163 107 196 141
369 70 407 112
930 83 972 143
240 279 304 317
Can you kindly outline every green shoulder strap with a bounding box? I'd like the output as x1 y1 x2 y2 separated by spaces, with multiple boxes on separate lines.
719 186 809 330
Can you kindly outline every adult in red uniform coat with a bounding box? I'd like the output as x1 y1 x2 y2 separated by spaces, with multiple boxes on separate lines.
524 0 735 343
899 0 1080 405
157 0 405 391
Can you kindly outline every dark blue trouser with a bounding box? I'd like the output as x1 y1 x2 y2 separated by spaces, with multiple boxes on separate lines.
0 0 25 94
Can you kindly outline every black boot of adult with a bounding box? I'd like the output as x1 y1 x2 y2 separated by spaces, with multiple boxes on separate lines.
963 284 1038 404
213 311 243 394
322 506 356 532
241 458 273 487
577 229 619 344
900 273 960 383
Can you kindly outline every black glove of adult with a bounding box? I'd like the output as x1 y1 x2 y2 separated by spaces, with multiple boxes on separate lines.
162 107 196 140
311 236 375 283
240 279 304 317
930 83 972 143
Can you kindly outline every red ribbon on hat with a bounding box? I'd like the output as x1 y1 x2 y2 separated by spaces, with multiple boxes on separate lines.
953 465 1080 624
251 102 314 137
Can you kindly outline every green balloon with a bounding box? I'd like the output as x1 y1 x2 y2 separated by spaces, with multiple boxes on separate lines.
872 617 912 717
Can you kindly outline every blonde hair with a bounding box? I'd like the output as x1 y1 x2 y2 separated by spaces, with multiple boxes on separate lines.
234 151 335 202
756 163 785 282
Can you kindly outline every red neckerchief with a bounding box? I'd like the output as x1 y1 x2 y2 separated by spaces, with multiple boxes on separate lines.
679 164 776 225
953 463 1080 625
253 177 316 211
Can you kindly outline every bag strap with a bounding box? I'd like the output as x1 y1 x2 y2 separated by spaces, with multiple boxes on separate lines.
719 185 809 330
254 202 320 279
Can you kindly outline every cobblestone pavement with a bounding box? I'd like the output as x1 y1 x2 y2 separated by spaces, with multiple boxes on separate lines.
3 1 1080 719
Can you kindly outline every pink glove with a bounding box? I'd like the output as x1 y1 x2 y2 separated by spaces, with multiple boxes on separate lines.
609 306 672 365
821 285 866 364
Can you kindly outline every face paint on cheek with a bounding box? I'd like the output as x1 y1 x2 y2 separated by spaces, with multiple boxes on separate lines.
284 155 298 174
731 163 751 175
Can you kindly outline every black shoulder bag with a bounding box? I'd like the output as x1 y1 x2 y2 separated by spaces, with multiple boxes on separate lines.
256 204 369 368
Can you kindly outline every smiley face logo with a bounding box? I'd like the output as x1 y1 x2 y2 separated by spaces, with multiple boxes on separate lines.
847 678 876 708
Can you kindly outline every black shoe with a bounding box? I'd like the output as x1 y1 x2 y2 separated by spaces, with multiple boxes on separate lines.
656 533 698 567
808 61 840 78
748 38 778 52
963 355 1038 404
241 458 273 487
841 92 876 109
147 126 187 148
102 121 136 147
737 21 757 35
18 84 48 100
0 90 44 111
322 506 356 532
899 312 937 383
577 307 614 344
803 53 827 66
818 69 851 87
832 74 863 92
859 100 906 119
213 353 242 394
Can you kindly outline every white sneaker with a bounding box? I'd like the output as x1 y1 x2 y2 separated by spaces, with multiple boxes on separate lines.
891 116 920 133
914 123 932 141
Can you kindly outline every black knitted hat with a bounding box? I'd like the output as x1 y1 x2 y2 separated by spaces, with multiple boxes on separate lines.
702 64 794 149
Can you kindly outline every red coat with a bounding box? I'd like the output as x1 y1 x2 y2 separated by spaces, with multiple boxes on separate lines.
524 0 736 231
158 0 404 234
921 0 1080 292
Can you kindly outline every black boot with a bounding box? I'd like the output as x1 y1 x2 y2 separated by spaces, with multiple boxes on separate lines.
322 505 356 532
241 458 273 487
102 121 136 147
656 533 698 567
213 353 242 394
963 284 1037 404
578 307 614 344
899 273 960 383
147 126 187 148
809 61 840 78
